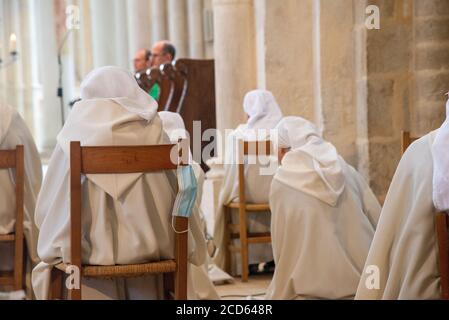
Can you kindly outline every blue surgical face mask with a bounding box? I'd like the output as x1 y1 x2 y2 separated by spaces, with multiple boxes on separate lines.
172 165 198 218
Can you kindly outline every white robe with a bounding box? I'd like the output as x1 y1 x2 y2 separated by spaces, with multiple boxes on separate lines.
265 161 380 300
355 131 441 300
32 100 211 300
213 126 276 275
0 104 42 295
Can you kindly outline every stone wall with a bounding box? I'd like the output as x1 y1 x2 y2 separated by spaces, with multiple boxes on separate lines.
412 0 449 135
213 0 449 201
356 0 413 201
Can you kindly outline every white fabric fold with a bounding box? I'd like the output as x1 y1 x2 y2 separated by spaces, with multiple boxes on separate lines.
275 117 345 206
432 98 449 212
57 66 158 200
80 66 158 121
158 111 188 140
356 131 440 299
266 162 381 300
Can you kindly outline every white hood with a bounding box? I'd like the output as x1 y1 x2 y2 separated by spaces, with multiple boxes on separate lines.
432 97 449 212
57 66 161 200
274 117 345 206
237 90 283 140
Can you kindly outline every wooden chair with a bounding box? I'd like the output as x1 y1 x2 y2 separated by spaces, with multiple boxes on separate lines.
49 141 189 300
402 131 449 300
0 146 25 291
223 140 273 282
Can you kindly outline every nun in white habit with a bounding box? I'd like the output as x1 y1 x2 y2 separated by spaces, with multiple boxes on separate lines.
265 116 381 300
159 111 220 299
32 66 209 300
213 90 282 275
355 99 449 300
0 102 42 295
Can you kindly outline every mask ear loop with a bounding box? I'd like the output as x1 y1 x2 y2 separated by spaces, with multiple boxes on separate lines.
171 215 190 234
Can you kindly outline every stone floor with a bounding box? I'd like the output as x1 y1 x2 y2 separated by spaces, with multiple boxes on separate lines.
214 274 272 300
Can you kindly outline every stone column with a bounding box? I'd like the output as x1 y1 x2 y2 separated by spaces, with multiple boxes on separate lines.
78 0 94 78
317 0 358 165
127 0 152 64
203 0 214 59
167 0 189 58
30 0 61 153
150 0 168 41
213 0 257 132
187 0 205 58
113 0 129 69
261 0 316 121
411 0 449 135
355 0 413 202
89 0 117 67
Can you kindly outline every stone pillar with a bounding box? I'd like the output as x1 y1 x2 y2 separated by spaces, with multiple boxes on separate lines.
90 0 117 67
113 0 129 69
213 0 257 132
262 0 316 121
203 0 215 59
412 0 449 135
127 0 152 63
78 0 94 78
30 0 61 153
168 0 189 58
187 0 205 58
355 0 413 201
318 0 358 165
5 0 24 115
151 0 168 41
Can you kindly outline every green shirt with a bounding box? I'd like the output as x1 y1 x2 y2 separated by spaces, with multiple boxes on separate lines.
149 83 161 101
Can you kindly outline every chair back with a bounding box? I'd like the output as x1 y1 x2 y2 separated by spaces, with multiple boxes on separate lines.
69 141 188 300
0 146 24 291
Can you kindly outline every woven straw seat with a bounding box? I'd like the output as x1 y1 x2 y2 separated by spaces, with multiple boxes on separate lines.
0 234 15 242
225 202 270 212
0 271 14 286
55 260 177 279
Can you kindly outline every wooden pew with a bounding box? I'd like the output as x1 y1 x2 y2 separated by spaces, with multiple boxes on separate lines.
136 59 217 171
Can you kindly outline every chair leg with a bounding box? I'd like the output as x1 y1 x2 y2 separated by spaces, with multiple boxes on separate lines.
224 207 232 274
13 239 24 291
163 273 175 300
436 213 449 300
49 268 63 300
239 207 249 282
